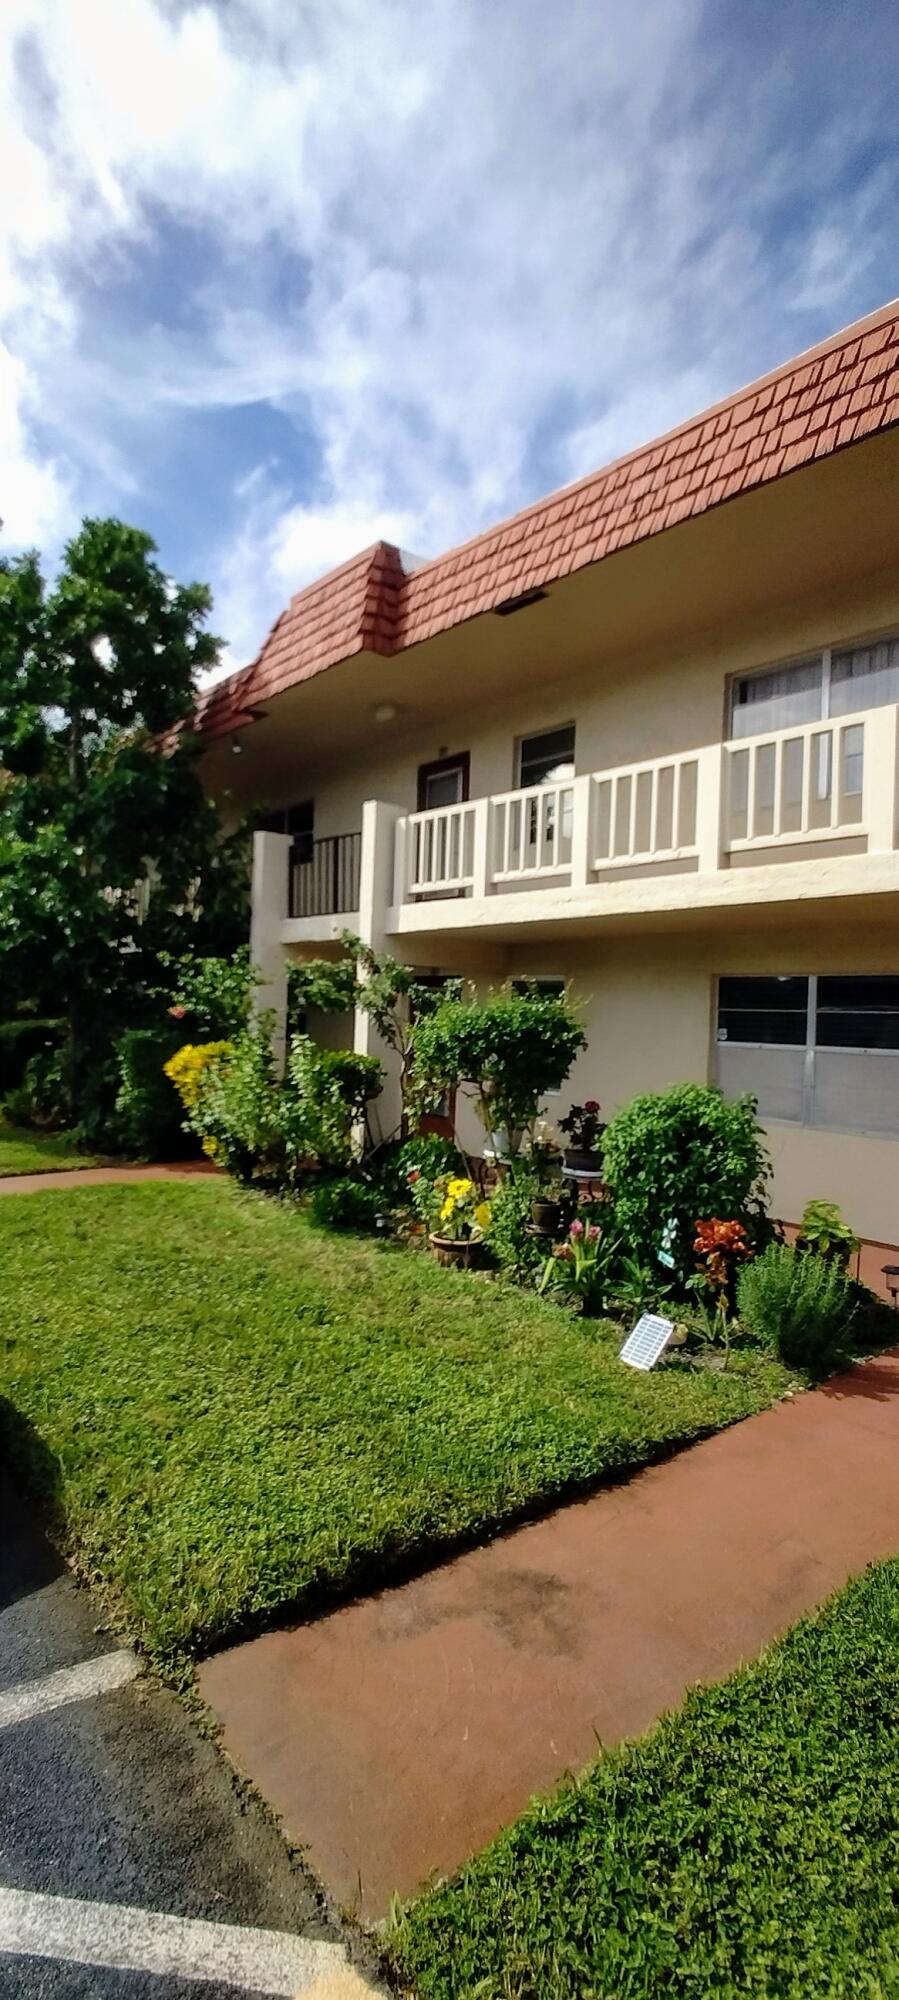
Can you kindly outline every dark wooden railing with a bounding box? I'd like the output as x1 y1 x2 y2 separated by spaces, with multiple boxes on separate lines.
289 832 362 919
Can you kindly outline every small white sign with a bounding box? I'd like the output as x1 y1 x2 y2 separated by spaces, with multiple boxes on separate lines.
619 1313 675 1372
658 1218 677 1270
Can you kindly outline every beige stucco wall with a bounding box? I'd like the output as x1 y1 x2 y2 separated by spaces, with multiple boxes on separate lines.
499 926 899 1248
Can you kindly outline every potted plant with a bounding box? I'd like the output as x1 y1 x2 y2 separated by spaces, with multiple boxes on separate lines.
559 1099 605 1173
420 1173 492 1268
531 1175 566 1235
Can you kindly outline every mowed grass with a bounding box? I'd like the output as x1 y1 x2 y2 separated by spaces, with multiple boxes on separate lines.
0 1180 794 1662
393 1559 899 2000
0 1115 100 1176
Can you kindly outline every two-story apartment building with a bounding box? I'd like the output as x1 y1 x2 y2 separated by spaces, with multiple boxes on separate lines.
195 298 899 1268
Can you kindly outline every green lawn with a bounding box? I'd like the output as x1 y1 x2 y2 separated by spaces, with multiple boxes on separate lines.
393 1558 899 2000
0 1180 795 1663
0 1115 100 1176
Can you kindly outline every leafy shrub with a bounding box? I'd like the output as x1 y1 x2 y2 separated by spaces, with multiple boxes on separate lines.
113 1026 190 1159
602 1084 770 1292
279 1036 382 1174
5 1045 70 1130
0 1017 64 1098
796 1198 860 1267
370 1134 465 1211
164 1041 233 1115
489 1169 546 1285
412 986 586 1152
288 956 358 1020
163 947 257 1037
189 1028 284 1181
308 1174 384 1234
737 1241 855 1372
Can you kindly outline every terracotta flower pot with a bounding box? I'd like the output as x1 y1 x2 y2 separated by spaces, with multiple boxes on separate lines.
429 1234 483 1270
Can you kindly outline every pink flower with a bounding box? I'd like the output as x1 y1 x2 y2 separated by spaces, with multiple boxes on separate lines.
587 1224 600 1241
168 1004 186 1019
569 1218 584 1238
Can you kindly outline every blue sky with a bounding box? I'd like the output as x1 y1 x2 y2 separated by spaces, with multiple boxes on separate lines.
2 0 898 680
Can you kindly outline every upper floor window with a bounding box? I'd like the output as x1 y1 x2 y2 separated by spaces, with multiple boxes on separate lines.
258 800 314 858
730 634 899 741
518 725 575 789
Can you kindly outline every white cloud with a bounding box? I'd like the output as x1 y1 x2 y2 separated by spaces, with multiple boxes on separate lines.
1 0 898 657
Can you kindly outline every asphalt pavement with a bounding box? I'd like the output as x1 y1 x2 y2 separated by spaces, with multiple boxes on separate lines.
0 1468 381 1998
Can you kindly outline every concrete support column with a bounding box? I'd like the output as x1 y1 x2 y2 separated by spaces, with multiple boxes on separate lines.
569 774 593 891
354 801 404 1145
249 830 291 1072
865 704 899 852
471 797 490 898
695 743 725 874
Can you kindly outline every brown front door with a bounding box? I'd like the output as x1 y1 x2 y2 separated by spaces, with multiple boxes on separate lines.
416 752 470 812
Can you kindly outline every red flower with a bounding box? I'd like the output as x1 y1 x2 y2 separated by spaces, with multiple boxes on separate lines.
584 1099 600 1113
168 1004 186 1020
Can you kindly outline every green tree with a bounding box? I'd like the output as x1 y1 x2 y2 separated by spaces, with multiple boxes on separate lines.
0 518 247 1117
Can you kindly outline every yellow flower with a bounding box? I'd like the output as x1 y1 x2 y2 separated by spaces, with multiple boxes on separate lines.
474 1202 491 1231
440 1195 455 1222
164 1041 231 1110
447 1177 472 1199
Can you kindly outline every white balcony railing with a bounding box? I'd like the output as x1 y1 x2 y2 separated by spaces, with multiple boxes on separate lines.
724 714 865 849
406 801 477 894
392 703 899 904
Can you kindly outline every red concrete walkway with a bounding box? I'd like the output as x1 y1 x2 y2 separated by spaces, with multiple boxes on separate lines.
200 1348 899 1920
0 1161 221 1195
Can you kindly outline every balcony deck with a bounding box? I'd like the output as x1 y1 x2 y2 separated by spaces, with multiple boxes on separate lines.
387 705 899 938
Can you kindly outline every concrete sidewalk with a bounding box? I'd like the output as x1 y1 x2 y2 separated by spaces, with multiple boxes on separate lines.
0 1162 221 1196
201 1347 899 1920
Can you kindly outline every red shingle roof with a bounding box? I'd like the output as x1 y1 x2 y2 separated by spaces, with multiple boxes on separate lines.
196 299 899 743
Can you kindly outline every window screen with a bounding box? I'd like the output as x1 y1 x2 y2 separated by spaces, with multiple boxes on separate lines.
717 976 809 1046
815 976 899 1051
830 638 899 717
518 726 575 788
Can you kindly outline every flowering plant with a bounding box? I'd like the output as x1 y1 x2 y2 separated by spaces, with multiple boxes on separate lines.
164 1040 232 1114
164 1041 233 1157
692 1218 751 1355
559 1100 604 1151
414 1172 491 1242
538 1215 619 1316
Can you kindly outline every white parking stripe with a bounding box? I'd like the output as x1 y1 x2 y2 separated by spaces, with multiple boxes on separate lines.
0 1886 352 1995
0 1650 140 1730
